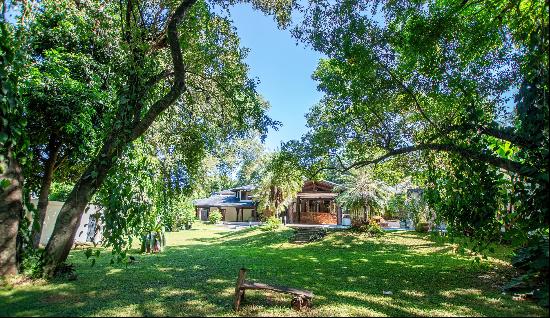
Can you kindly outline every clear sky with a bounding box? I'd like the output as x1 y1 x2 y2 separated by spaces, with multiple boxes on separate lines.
228 3 324 151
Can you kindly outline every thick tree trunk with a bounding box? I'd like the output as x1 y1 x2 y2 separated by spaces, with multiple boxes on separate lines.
42 140 118 277
0 148 24 276
32 137 61 248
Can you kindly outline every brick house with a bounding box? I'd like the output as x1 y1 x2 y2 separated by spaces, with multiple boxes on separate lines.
285 180 343 225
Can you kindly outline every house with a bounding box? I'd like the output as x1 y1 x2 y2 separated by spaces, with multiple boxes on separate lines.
285 180 344 225
193 185 259 222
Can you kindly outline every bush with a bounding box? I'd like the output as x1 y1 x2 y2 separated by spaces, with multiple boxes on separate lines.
416 222 430 233
164 197 196 231
20 252 43 279
366 221 385 237
181 211 195 229
261 216 282 231
504 230 549 307
208 210 223 224
351 218 385 237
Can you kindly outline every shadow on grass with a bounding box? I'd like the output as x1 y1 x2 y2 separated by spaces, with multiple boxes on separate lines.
0 228 544 317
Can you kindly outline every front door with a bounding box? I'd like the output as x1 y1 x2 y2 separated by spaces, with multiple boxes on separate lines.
200 208 209 221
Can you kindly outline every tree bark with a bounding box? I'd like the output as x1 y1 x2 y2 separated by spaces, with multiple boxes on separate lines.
32 136 61 248
0 148 24 276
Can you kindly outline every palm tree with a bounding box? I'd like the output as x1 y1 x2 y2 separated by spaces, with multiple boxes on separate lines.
336 169 392 220
253 153 303 218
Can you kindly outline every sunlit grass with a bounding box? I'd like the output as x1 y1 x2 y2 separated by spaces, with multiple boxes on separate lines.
0 223 546 317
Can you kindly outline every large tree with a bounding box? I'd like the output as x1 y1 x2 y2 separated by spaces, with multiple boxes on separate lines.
22 0 118 248
1 0 291 276
41 0 286 276
290 0 548 237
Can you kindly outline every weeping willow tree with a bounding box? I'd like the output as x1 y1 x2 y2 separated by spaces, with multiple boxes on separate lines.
336 169 392 221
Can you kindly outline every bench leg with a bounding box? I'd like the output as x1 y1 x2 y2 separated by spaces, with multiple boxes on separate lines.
291 296 311 310
234 290 244 311
233 268 247 311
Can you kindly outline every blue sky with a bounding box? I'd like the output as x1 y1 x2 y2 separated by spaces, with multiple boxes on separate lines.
228 4 324 151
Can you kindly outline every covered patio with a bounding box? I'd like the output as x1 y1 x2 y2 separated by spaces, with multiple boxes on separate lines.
287 180 342 225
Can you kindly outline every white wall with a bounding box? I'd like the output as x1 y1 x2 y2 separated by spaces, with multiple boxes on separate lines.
29 200 102 246
242 209 253 222
224 207 237 222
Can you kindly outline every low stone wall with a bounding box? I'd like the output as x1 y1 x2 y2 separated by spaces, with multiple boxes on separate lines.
295 212 337 225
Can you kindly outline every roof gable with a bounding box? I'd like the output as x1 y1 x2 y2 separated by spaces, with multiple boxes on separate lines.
301 180 339 193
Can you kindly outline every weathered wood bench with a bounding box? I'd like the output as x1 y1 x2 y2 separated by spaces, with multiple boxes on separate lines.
233 268 314 311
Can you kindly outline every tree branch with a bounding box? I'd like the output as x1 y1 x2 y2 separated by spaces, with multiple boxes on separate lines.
315 143 531 177
129 0 197 141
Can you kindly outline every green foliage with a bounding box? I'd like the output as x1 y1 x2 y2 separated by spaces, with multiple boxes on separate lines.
351 219 385 238
208 210 223 224
423 154 510 244
336 169 392 218
405 194 431 231
254 151 304 217
505 230 549 307
47 182 73 201
20 0 119 195
20 252 43 279
0 14 27 161
291 0 548 298
260 216 282 231
163 196 196 231
386 194 407 220
97 141 168 261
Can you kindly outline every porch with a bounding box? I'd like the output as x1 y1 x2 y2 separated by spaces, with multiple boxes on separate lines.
288 191 342 225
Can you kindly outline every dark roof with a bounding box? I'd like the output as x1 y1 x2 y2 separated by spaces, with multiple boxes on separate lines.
193 194 256 208
230 184 256 192
216 190 235 195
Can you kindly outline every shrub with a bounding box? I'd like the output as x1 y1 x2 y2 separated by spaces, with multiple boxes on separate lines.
416 222 430 233
181 210 195 229
261 216 282 231
365 221 385 237
208 210 223 224
351 218 385 237
351 218 371 232
164 197 196 231
48 182 73 201
504 230 549 307
20 252 43 279
386 194 407 220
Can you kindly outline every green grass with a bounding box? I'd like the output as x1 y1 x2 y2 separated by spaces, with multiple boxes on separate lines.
0 224 547 317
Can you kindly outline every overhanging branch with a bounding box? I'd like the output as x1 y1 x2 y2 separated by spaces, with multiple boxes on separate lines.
129 0 197 141
315 143 531 177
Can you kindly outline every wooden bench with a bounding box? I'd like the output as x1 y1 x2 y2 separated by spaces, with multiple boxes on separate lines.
233 268 314 311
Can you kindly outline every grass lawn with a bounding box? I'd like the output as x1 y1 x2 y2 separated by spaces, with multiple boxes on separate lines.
0 224 546 317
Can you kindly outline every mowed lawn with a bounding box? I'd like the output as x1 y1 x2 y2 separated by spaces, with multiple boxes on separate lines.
1 224 546 317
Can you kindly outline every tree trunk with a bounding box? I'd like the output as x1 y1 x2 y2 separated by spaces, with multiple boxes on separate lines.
32 136 61 248
42 140 118 277
0 148 24 276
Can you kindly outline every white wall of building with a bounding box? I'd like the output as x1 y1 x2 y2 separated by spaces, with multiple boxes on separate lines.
29 200 102 246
